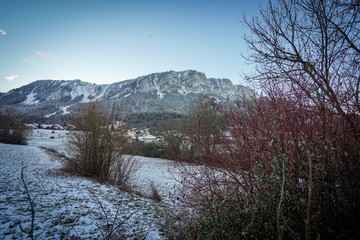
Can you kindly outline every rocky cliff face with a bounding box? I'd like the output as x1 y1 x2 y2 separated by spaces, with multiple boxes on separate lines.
0 70 253 120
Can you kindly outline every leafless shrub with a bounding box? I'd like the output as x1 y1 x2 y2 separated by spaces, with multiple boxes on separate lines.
111 155 141 187
183 96 224 163
66 102 127 182
19 164 37 240
149 180 162 202
87 189 135 240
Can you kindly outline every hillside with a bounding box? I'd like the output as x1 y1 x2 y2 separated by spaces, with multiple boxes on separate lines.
0 70 252 123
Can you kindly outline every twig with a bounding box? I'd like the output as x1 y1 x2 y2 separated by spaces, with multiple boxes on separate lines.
87 188 141 240
277 159 285 240
19 163 36 240
305 153 313 240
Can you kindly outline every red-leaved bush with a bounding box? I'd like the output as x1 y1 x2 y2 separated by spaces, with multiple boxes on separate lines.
165 85 359 239
163 0 359 239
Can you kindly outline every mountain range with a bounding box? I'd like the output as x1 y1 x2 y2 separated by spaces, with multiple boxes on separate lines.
0 70 253 123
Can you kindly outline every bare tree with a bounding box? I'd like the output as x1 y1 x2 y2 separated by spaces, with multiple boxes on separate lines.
185 96 224 162
243 0 359 120
19 164 36 240
240 0 360 239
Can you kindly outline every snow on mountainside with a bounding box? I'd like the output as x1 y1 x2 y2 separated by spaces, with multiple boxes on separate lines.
0 70 253 119
22 90 40 105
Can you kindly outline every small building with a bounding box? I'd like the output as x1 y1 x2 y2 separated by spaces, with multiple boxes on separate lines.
24 124 38 130
127 128 138 138
64 124 76 130
50 124 63 130
140 134 157 143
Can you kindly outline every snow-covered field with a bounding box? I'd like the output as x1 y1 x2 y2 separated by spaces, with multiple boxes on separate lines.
0 129 183 239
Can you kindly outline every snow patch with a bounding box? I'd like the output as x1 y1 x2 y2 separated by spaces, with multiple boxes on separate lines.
61 105 71 115
156 90 165 99
44 111 57 118
178 86 188 95
0 131 178 239
22 90 40 105
111 93 120 99
154 77 165 99
69 85 97 103
60 81 70 87
95 85 108 100
177 70 190 80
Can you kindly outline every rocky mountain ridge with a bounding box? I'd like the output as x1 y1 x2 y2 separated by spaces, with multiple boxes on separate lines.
0 70 252 122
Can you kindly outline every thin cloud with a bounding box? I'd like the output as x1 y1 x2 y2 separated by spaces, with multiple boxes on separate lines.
36 51 52 59
4 75 19 81
0 29 6 35
23 58 35 63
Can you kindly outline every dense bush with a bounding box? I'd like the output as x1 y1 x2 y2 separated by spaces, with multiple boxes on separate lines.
166 96 359 239
0 128 28 145
121 141 173 159
164 0 360 238
66 102 138 186
0 111 28 145
125 112 185 129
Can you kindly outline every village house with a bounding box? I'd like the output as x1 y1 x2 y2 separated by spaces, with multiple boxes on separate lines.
138 134 157 143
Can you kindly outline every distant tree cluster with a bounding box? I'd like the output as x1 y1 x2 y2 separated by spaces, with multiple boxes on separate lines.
0 109 28 145
125 111 185 129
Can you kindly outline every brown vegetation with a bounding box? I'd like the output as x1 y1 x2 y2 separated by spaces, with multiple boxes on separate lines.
0 109 28 145
164 0 360 239
66 102 139 187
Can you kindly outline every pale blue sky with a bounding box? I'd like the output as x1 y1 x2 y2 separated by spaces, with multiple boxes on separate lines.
0 0 264 92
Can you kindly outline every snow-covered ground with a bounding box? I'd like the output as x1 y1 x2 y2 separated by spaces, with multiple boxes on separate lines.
0 129 183 239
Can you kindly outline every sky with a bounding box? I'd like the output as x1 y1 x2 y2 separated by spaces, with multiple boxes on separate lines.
0 0 264 93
